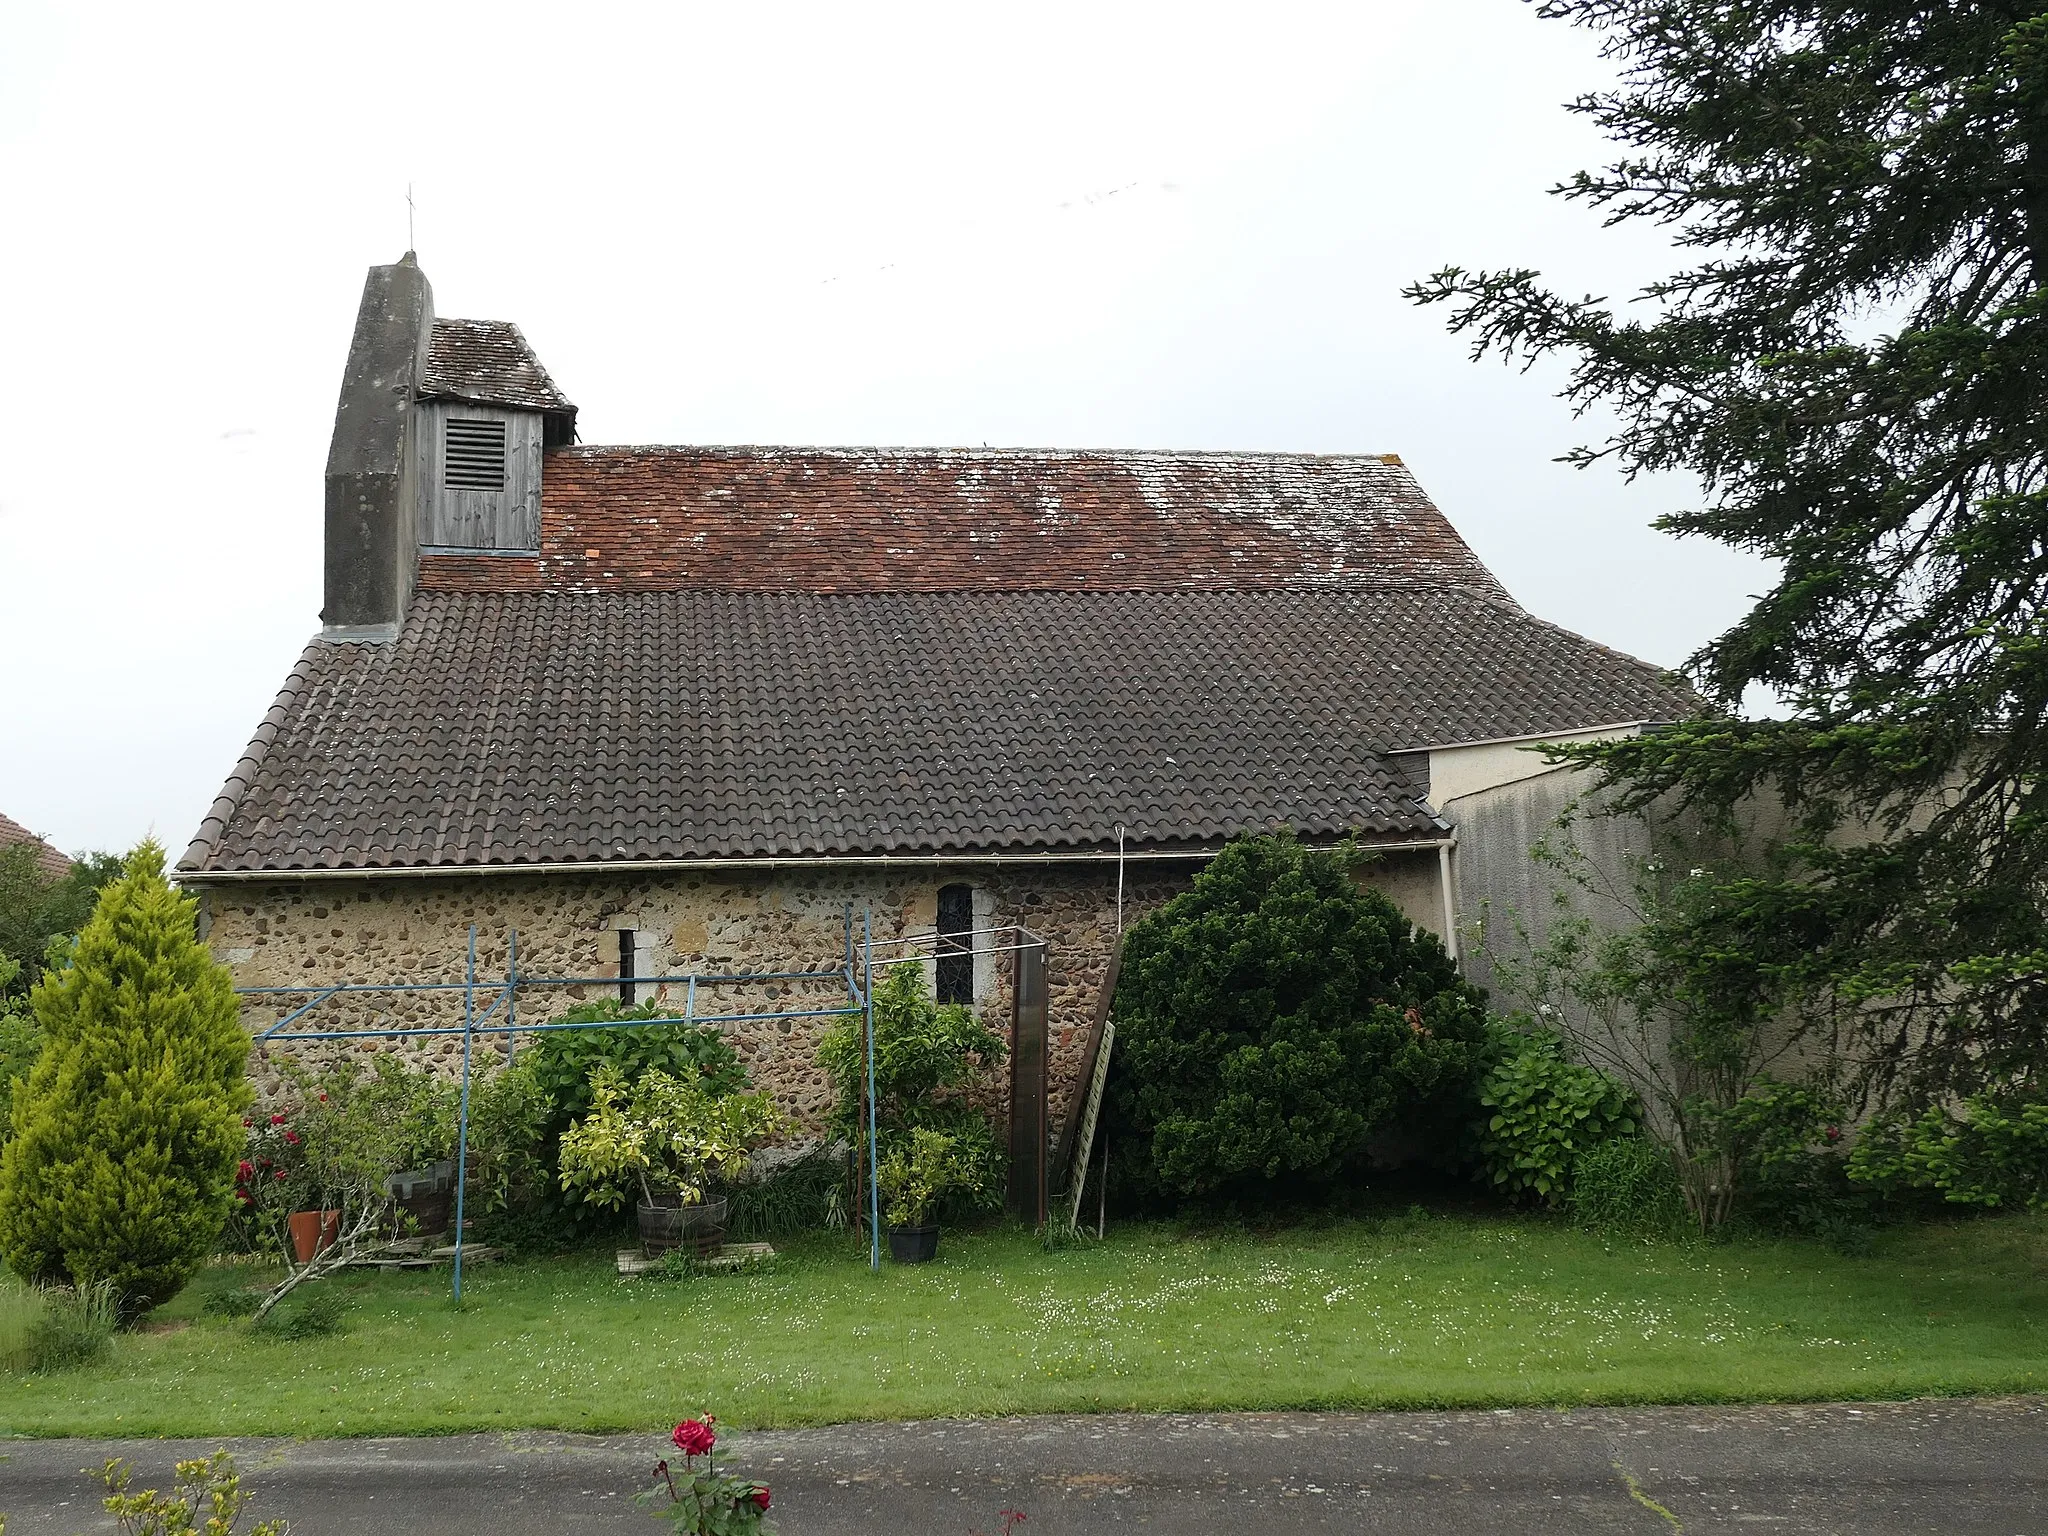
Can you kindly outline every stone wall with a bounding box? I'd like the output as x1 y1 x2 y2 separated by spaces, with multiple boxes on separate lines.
199 848 1451 1152
200 863 1191 1147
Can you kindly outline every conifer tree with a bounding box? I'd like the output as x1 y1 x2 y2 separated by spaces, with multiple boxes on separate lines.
0 841 250 1313
1410 4 2048 1111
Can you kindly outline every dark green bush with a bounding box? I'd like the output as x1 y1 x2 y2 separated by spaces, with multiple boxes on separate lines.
1472 1023 1637 1205
201 1286 263 1320
462 1057 551 1217
1107 835 1489 1206
0 843 251 1316
1569 1136 1689 1236
258 1283 348 1339
523 999 747 1134
1850 1090 2048 1212
725 1149 844 1240
1719 1078 1873 1236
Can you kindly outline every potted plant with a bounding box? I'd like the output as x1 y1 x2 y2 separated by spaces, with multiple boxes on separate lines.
559 1064 779 1257
877 1127 985 1263
237 1110 333 1262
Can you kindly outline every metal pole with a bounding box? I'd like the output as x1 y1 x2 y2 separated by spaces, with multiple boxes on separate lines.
453 923 476 1302
505 928 518 1061
864 904 880 1272
1116 821 1125 935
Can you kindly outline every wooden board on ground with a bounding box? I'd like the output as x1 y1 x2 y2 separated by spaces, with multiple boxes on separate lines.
616 1243 775 1276
344 1241 495 1271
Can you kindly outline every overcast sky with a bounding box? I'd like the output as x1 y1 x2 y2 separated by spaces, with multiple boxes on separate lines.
0 1 1774 859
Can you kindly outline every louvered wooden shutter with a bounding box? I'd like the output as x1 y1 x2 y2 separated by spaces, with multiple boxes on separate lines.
444 418 507 491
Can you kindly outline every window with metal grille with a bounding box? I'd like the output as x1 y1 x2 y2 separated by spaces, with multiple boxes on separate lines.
618 928 638 1006
444 418 507 491
936 883 974 1005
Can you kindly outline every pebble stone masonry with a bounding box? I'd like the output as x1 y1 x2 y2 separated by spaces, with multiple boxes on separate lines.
205 864 1193 1140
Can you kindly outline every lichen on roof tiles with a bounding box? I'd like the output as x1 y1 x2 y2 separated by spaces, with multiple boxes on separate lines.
420 318 575 414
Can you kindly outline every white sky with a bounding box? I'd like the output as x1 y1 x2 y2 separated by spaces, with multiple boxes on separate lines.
0 1 1774 859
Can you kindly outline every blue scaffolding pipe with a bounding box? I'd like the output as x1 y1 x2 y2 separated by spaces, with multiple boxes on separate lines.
260 1005 859 1045
241 967 843 1001
453 925 476 1301
863 903 879 1272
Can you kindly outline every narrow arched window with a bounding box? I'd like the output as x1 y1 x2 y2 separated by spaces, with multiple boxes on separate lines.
936 883 974 1005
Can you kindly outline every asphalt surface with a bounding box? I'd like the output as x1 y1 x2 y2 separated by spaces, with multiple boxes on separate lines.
2 1398 2043 1534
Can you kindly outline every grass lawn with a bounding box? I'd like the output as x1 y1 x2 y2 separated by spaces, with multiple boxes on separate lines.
2 1208 2045 1438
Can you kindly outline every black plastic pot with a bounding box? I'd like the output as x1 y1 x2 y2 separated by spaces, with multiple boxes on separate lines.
887 1224 939 1264
638 1193 728 1258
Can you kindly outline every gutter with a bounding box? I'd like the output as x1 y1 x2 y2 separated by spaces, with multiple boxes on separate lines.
174 836 1457 885
1396 719 1652 754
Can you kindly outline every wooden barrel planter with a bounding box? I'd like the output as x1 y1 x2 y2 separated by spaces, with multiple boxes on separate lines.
388 1160 455 1238
887 1224 940 1264
637 1193 727 1258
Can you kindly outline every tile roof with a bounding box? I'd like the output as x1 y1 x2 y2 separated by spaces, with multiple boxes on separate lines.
0 811 73 881
420 319 576 416
178 588 1689 875
415 447 1515 596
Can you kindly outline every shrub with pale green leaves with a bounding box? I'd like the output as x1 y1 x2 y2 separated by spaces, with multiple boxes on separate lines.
876 1127 986 1229
558 1065 779 1209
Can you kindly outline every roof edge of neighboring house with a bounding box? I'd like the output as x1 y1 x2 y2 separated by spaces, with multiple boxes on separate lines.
1389 719 1665 755
172 834 1457 884
0 812 75 881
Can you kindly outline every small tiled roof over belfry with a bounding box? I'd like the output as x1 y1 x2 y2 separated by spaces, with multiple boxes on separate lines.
417 448 1515 596
0 812 73 881
420 319 576 417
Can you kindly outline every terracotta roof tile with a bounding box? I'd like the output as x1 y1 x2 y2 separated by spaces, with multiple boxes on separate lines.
417 447 1513 595
0 812 73 881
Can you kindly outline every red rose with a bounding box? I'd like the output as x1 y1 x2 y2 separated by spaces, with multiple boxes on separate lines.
270 1113 287 1126
671 1419 715 1457
274 1169 288 1181
238 1160 254 1181
1824 1125 1842 1144
284 1131 300 1145
752 1487 771 1510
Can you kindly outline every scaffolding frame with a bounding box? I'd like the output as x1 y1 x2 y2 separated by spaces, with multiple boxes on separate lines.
234 906 1047 1294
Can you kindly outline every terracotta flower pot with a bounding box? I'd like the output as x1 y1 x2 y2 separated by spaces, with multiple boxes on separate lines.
288 1208 341 1263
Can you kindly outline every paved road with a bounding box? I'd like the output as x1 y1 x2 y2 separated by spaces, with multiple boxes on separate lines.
2 1398 2043 1534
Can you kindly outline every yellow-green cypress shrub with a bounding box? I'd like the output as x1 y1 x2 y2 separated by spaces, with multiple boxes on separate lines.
0 842 250 1315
